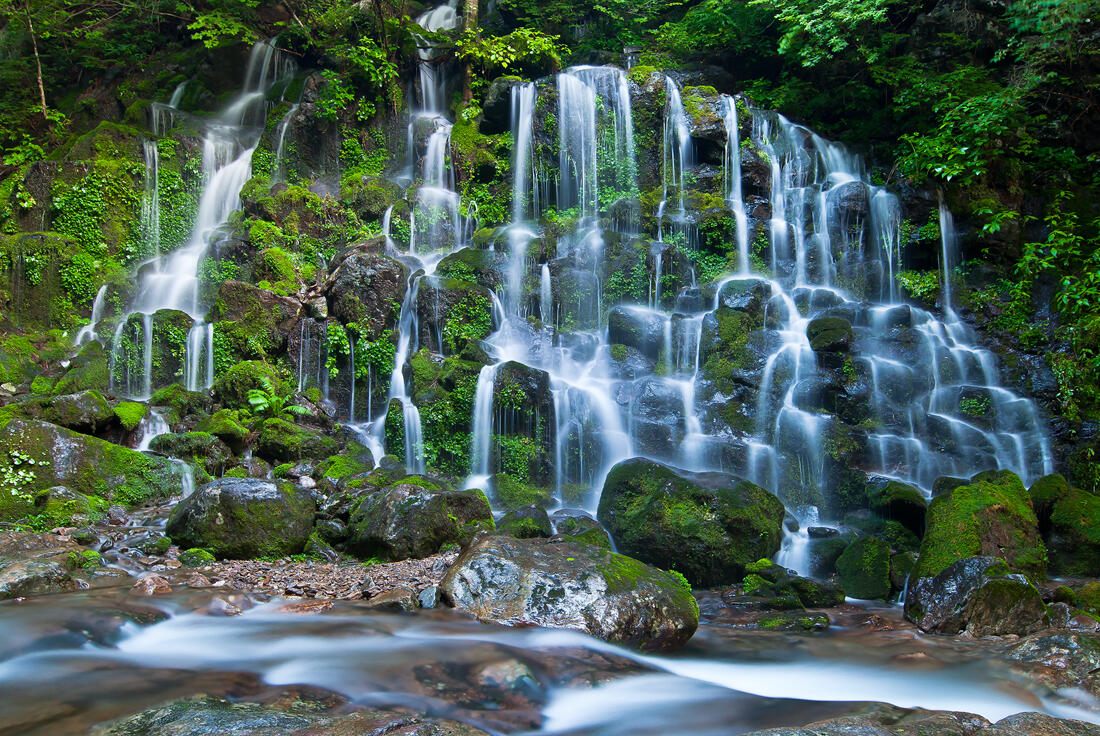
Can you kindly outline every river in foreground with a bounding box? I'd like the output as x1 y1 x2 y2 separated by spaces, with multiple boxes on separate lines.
2 585 1098 735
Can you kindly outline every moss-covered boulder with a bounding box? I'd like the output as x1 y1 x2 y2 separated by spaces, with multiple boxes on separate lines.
149 383 213 418
112 401 148 432
441 534 698 651
866 477 926 537
54 341 110 394
255 418 338 463
165 477 316 559
346 483 494 561
149 432 233 476
196 409 249 452
916 469 1046 580
905 556 1047 636
806 316 853 353
497 504 553 538
836 535 892 600
741 559 845 608
209 280 300 363
14 389 115 435
1029 474 1100 577
31 486 108 528
211 361 287 409
597 457 785 587
0 418 180 521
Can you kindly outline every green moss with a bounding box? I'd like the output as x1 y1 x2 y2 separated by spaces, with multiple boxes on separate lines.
113 401 148 431
179 547 216 566
836 535 891 599
494 474 553 511
67 549 102 569
917 470 1046 579
609 343 628 361
212 360 287 409
196 409 249 449
256 417 339 463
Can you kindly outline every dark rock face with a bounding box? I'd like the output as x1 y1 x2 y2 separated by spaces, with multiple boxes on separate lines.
440 534 698 651
607 305 666 361
42 390 115 434
865 477 926 537
1029 473 1100 577
346 484 494 561
325 243 408 336
597 457 785 587
904 556 1047 636
166 477 316 559
806 316 853 353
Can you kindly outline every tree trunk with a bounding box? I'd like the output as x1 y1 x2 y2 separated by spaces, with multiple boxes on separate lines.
24 0 47 119
462 0 478 102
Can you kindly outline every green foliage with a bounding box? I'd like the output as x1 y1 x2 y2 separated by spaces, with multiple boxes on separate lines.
753 0 895 66
895 270 940 301
456 28 568 78
247 376 311 421
443 292 492 353
188 8 259 49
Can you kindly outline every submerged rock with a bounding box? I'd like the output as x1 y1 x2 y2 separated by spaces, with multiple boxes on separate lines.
904 556 1047 636
346 483 494 561
441 534 698 651
166 477 316 559
597 457 785 587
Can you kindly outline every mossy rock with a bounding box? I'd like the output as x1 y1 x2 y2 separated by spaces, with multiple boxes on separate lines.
31 486 108 528
317 443 375 483
166 477 316 559
54 341 110 394
0 334 39 385
196 409 249 452
806 316 852 352
256 418 339 464
493 474 554 511
836 536 891 600
0 418 180 521
149 383 214 417
497 504 553 539
211 361 287 409
916 470 1046 580
112 401 148 432
597 457 785 587
1078 581 1100 614
14 389 115 435
346 484 494 561
149 432 233 476
866 477 926 537
1046 485 1100 576
178 548 216 567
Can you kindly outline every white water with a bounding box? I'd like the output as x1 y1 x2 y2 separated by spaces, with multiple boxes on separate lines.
83 41 296 398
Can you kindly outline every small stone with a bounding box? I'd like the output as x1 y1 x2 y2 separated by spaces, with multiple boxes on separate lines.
185 573 212 588
107 505 129 525
197 597 242 616
132 574 171 596
365 586 418 611
418 585 440 609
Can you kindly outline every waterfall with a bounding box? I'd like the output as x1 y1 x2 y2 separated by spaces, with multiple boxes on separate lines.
660 76 692 236
721 96 750 274
272 103 300 180
84 40 296 398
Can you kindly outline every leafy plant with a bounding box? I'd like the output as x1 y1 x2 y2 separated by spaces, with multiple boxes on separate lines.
247 376 311 420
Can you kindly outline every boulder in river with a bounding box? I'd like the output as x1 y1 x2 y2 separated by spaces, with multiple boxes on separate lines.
1029 473 1100 577
904 556 1047 636
441 534 698 651
346 481 494 561
597 457 785 587
166 477 316 559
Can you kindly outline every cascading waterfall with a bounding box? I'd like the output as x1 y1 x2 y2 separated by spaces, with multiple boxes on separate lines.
80 40 296 399
453 70 1050 554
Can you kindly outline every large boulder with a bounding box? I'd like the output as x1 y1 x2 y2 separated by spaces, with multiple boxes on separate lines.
916 470 1046 580
597 457 785 587
1029 473 1100 577
0 418 180 522
904 556 1047 636
256 418 339 463
42 390 115 434
346 482 494 561
166 477 316 559
149 431 233 477
836 535 892 600
326 246 408 335
0 559 77 599
866 477 926 537
441 535 698 651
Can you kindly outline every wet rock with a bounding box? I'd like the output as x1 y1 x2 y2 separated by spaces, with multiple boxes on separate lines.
917 469 1046 579
89 695 492 736
346 484 493 561
550 509 612 549
836 536 892 600
607 305 665 361
364 586 418 611
325 242 408 336
130 574 171 596
0 558 76 599
808 526 840 539
742 560 845 608
904 556 1047 636
497 505 553 539
866 477 926 537
256 418 340 464
0 419 180 522
1007 631 1100 697
210 360 288 409
985 712 1100 735
806 316 853 353
43 390 115 434
209 280 299 360
419 585 441 609
598 457 785 587
441 535 698 651
166 477 316 559
149 431 234 477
